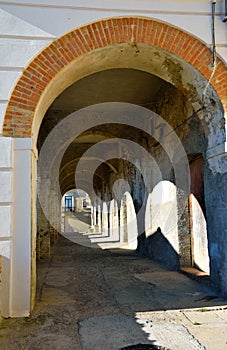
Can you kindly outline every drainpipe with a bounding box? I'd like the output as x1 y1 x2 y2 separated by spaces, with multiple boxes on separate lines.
202 0 217 103
223 0 227 22
211 0 217 67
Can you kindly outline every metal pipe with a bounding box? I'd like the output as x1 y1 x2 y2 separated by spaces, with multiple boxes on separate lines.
212 2 217 65
202 0 217 103
223 0 227 22
211 0 217 66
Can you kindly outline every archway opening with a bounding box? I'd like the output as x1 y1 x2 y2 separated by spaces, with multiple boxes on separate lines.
0 16 226 320
61 189 91 234
189 155 210 274
32 35 226 313
36 64 213 271
145 181 179 270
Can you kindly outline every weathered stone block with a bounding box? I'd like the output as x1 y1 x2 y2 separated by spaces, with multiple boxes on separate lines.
0 104 7 135
0 172 12 202
0 137 12 168
0 206 11 237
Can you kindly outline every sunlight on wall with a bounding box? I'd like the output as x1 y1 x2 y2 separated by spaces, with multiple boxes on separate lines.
145 181 179 253
189 194 210 273
120 192 138 250
109 199 120 241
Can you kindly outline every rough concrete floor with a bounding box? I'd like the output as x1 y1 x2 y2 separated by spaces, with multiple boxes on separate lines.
0 214 227 350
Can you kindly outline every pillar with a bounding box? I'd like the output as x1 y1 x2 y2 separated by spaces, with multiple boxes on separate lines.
120 195 127 244
49 188 59 245
101 202 109 236
177 188 191 267
109 199 119 241
205 151 227 295
90 203 95 229
37 204 50 259
11 139 37 316
0 137 13 317
0 138 37 317
37 176 51 260
95 204 102 233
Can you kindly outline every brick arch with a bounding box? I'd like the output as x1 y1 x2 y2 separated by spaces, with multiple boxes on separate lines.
3 16 227 138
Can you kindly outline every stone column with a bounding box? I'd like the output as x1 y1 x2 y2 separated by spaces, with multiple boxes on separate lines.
11 138 37 317
102 202 109 236
96 204 102 233
90 203 95 229
37 175 51 260
125 193 138 250
120 195 127 244
55 191 61 238
177 188 191 268
49 188 59 245
37 201 50 259
109 199 119 241
93 202 97 226
204 151 227 295
0 137 13 317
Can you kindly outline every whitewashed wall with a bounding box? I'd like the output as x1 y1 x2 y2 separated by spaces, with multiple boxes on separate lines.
0 0 226 134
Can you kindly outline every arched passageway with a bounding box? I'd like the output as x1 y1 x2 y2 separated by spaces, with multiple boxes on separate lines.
61 189 91 233
1 16 227 317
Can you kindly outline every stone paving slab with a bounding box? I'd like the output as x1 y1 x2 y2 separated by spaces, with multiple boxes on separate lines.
181 308 227 350
79 315 206 350
184 321 227 350
137 309 227 350
1 234 227 350
183 309 227 325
